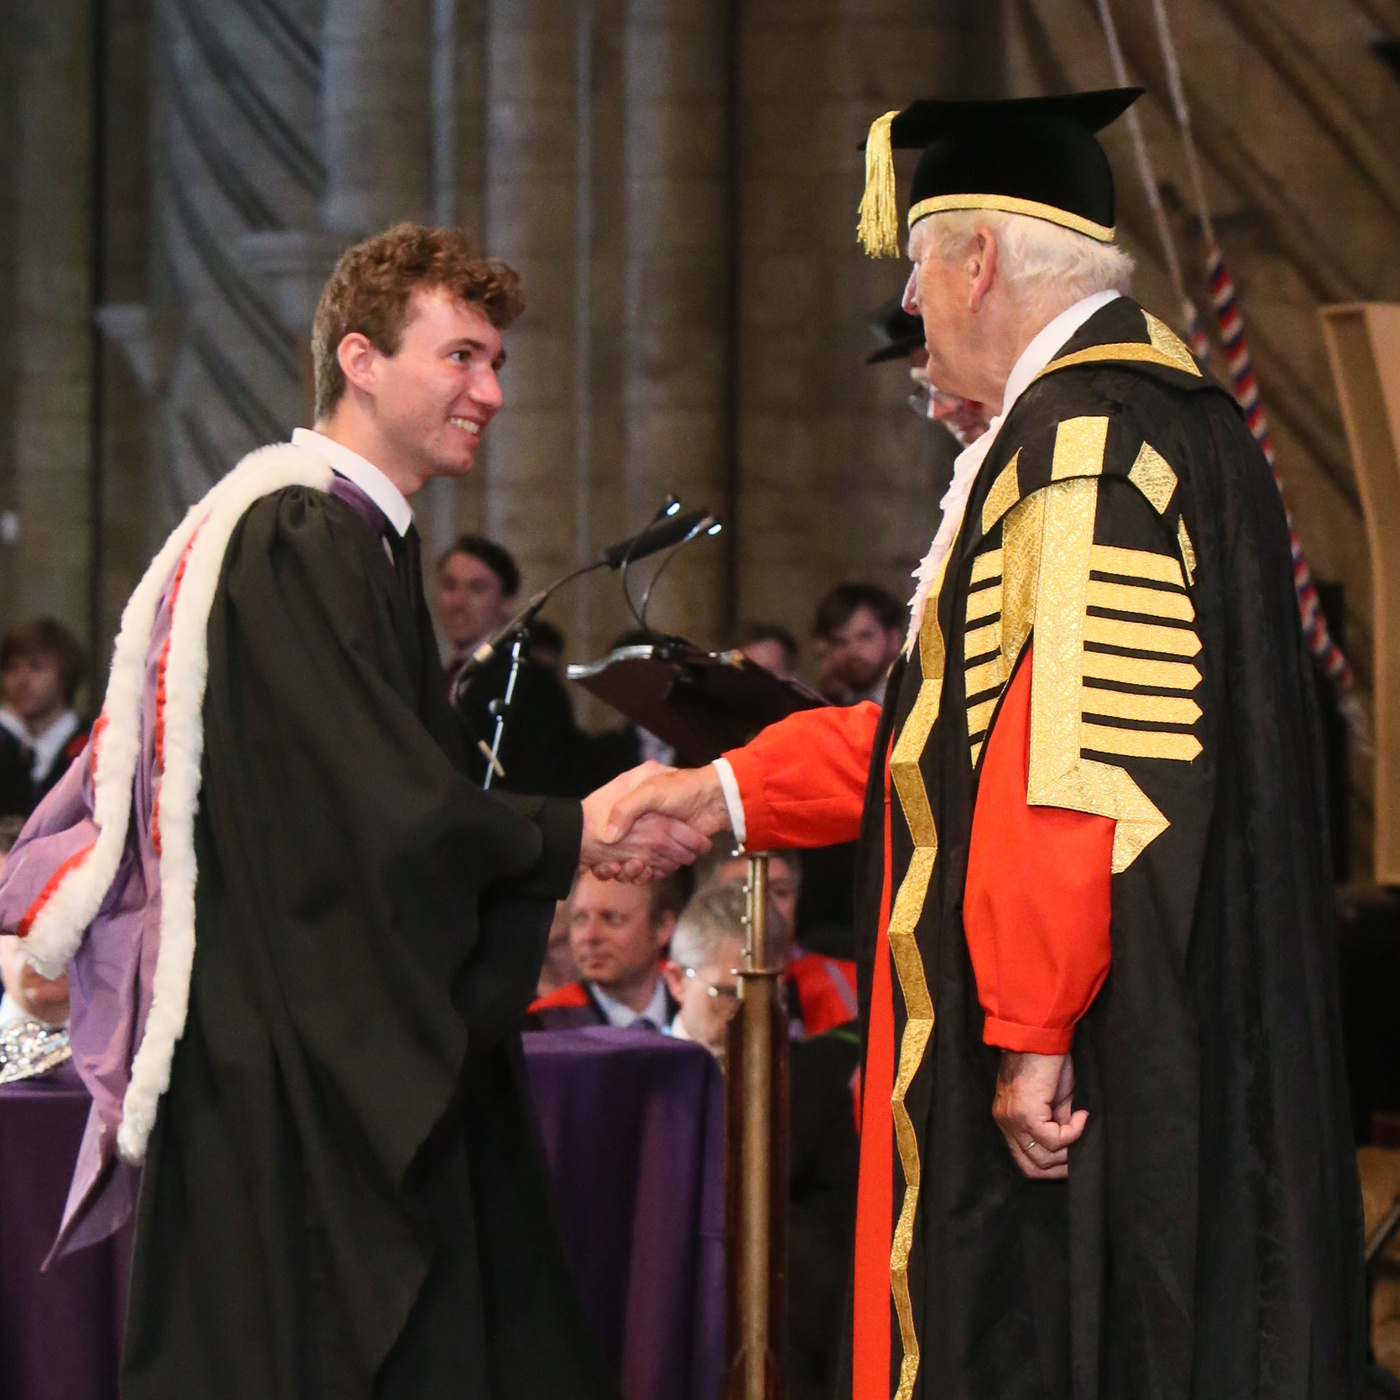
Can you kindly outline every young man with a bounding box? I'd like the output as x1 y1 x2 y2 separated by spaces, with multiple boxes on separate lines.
437 533 588 795
600 92 1361 1400
0 223 705 1400
811 583 906 706
0 618 89 816
526 869 686 1030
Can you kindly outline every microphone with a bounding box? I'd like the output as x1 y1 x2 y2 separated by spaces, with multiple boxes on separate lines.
600 509 716 569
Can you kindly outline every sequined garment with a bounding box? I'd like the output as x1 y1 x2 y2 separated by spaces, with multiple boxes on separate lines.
0 1018 71 1085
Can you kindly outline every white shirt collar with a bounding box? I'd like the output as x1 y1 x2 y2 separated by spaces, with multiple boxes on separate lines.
906 289 1121 644
291 428 414 537
590 976 669 1030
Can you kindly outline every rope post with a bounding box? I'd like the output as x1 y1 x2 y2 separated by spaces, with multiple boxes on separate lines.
725 852 788 1400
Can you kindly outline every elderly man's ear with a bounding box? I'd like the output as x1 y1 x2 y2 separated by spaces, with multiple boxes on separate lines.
967 228 999 312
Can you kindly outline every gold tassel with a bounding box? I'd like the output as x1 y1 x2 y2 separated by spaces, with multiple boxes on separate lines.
857 110 901 258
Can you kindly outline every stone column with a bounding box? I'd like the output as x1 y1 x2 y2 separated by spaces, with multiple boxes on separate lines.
733 0 973 657
322 0 433 234
621 0 731 646
10 0 95 635
483 0 580 596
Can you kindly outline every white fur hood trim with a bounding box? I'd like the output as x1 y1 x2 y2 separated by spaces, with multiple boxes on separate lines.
24 443 334 1163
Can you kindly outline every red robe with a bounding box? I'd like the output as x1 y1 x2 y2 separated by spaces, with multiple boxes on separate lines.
723 646 1112 1398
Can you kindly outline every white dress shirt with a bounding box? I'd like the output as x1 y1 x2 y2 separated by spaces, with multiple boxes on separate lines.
291 428 414 537
590 977 669 1030
714 289 1122 846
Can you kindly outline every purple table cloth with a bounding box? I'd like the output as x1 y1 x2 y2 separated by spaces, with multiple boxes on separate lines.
523 1029 726 1400
0 1030 724 1400
0 1063 128 1400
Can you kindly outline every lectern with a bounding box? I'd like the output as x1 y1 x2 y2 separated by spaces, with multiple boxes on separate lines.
570 638 826 1400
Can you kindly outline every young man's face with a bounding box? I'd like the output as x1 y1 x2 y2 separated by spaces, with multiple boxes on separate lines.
569 871 675 1006
829 604 903 697
3 652 66 727
370 286 505 485
436 550 510 652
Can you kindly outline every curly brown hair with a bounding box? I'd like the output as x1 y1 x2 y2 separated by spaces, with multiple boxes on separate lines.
310 222 525 421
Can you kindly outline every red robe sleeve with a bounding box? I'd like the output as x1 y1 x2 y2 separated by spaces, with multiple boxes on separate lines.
963 646 1114 1055
721 702 879 850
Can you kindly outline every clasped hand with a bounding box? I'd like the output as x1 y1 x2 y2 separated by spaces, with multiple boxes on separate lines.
578 762 731 882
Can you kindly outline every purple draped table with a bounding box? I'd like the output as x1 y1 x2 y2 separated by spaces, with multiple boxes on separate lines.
0 1028 724 1400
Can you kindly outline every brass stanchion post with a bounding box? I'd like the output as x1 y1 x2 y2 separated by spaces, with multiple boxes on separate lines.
725 852 788 1400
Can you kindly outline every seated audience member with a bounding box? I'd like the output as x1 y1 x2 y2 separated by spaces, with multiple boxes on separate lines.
702 850 857 1036
526 869 689 1029
0 814 68 1029
662 883 773 1060
536 887 582 1001
738 622 799 681
437 534 590 795
811 582 905 707
0 619 89 818
665 882 858 1400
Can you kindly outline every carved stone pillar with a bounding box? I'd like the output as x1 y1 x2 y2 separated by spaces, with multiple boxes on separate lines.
621 0 731 646
10 0 95 634
483 0 580 596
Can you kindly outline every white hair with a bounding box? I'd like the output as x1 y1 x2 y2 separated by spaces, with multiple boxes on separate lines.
907 209 1134 307
670 882 790 972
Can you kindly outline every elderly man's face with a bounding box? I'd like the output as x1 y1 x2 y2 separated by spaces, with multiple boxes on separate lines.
663 933 744 1060
903 226 990 406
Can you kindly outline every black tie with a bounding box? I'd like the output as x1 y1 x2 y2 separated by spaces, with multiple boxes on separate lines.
392 523 424 613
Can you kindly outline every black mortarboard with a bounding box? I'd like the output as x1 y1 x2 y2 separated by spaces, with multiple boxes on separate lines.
857 88 1142 258
864 295 924 365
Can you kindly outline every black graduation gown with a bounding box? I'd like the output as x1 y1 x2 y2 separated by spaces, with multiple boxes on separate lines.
846 299 1364 1399
120 487 616 1400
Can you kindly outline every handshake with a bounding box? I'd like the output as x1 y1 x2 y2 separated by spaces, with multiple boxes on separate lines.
578 762 734 881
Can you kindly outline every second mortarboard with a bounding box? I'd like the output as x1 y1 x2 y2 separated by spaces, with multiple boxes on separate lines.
858 88 1142 258
864 295 924 364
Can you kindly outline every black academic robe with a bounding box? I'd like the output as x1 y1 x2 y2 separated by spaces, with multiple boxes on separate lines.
846 299 1364 1399
121 487 615 1400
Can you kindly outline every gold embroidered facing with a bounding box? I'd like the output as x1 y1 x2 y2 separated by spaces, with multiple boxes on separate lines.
1177 518 1197 585
981 453 1021 536
885 554 946 1400
1033 341 1204 385
1026 476 1180 871
1128 441 1178 514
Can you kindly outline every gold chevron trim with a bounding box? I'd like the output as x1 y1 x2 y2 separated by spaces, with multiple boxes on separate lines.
884 553 948 1400
1081 650 1201 691
1081 685 1202 726
1051 416 1110 480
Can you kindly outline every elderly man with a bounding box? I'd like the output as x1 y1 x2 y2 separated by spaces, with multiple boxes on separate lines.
0 223 704 1400
599 90 1362 1399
